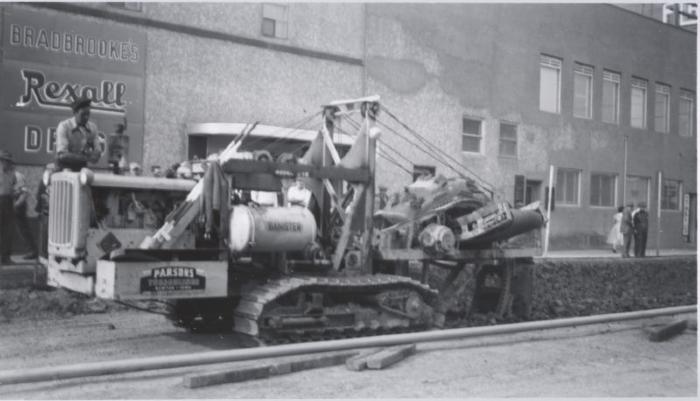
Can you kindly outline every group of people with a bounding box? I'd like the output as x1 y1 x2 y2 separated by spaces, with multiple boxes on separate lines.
607 202 649 258
0 151 39 265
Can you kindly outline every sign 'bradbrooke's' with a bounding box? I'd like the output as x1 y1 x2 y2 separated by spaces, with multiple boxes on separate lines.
9 23 140 63
17 69 127 114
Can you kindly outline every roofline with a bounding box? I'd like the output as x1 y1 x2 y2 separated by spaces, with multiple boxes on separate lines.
606 3 697 36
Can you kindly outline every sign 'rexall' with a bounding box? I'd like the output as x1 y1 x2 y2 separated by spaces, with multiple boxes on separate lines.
0 6 146 166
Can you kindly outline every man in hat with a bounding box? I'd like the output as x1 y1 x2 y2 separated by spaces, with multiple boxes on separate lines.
620 202 635 258
633 201 649 257
55 96 103 171
0 150 16 265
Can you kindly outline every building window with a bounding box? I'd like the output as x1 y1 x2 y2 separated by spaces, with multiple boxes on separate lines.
539 55 561 114
679 90 695 137
662 179 682 211
654 83 671 133
602 70 620 124
590 173 616 207
626 176 650 208
462 117 482 153
555 168 580 206
262 3 288 39
630 78 647 129
573 63 593 119
498 122 517 157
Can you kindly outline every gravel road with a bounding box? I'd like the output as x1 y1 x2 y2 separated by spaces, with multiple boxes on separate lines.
0 310 695 398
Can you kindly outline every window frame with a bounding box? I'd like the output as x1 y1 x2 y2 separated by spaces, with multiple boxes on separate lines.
601 70 620 124
630 77 648 129
261 3 289 39
589 172 617 208
625 175 651 210
661 179 683 212
539 55 562 114
498 121 518 158
654 83 671 133
679 90 695 138
461 116 483 154
555 167 581 207
573 63 594 119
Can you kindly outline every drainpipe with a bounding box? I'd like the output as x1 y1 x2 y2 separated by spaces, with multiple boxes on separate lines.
656 170 662 256
361 3 368 96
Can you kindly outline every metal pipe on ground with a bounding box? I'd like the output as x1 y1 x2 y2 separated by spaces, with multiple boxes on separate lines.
0 305 695 385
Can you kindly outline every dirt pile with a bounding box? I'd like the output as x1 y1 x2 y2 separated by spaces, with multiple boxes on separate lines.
529 256 696 320
0 287 127 322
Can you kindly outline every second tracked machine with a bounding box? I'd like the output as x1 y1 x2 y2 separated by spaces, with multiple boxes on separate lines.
44 96 546 343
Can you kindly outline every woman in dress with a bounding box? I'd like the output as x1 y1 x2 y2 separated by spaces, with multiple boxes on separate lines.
607 205 624 253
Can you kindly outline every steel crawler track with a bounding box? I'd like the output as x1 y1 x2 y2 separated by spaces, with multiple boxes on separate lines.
233 274 441 343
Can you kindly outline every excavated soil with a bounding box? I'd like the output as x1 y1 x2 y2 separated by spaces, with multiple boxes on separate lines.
0 287 128 323
422 255 696 327
529 256 697 319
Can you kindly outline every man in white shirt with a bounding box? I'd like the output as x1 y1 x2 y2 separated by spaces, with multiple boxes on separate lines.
287 178 311 207
55 96 103 171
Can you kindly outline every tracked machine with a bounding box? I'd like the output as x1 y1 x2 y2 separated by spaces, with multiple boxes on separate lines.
44 96 545 342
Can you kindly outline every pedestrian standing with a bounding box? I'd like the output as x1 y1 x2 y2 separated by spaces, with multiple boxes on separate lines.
606 205 624 253
13 168 38 259
633 202 649 257
0 150 16 265
620 202 635 258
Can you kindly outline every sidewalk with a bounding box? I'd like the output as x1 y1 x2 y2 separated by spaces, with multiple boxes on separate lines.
542 248 696 259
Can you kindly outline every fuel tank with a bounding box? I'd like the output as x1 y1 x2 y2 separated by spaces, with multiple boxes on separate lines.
229 206 317 252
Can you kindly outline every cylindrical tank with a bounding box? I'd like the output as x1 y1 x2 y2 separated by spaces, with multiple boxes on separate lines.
229 206 317 252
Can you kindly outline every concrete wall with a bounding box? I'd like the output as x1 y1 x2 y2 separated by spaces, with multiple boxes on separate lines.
138 2 364 171
365 3 696 249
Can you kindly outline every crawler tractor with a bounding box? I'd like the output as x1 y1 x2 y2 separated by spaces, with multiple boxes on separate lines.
44 96 545 342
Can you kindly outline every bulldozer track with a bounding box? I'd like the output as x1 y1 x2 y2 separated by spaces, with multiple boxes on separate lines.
233 274 441 343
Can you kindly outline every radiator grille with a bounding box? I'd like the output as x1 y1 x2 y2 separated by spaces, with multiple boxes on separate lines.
49 179 74 248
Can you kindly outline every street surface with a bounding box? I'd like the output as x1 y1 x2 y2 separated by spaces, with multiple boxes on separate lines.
0 310 695 398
